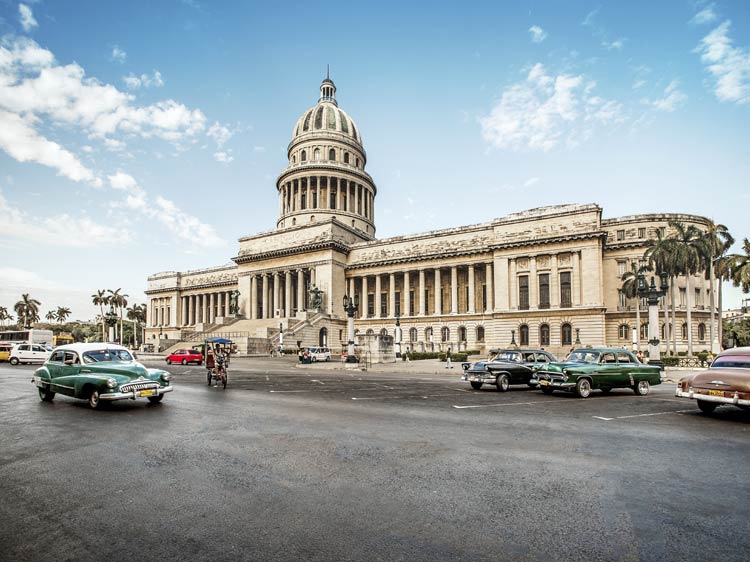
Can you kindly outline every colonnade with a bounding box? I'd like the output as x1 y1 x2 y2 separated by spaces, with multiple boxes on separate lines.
246 268 315 320
279 176 374 221
150 297 172 327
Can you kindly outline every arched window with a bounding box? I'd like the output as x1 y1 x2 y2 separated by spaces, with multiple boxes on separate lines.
292 218 296 226
441 326 450 342
356 157 360 168
539 324 550 347
310 216 315 222
458 326 467 342
379 328 388 337
561 323 572 346
365 329 374 336
344 152 350 164
519 324 529 346
292 155 296 164
618 324 630 339
409 327 418 342
313 148 320 161
328 148 336 161
476 326 485 342
425 327 433 342
698 323 706 340
319 327 327 347
301 150 307 162
681 322 688 339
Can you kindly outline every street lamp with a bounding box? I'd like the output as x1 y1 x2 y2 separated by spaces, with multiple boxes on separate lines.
394 311 402 359
574 328 581 345
637 268 669 365
343 294 359 363
510 329 516 346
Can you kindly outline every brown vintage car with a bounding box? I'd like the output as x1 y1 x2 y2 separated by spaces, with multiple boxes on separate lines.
675 347 750 413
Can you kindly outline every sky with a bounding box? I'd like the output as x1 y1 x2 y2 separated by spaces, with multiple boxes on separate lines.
1 0 749 322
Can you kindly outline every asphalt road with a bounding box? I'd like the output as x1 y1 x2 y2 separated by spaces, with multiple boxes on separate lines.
1 358 748 562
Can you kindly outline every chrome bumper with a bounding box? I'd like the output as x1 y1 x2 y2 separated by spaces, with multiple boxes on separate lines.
100 385 174 401
536 378 575 389
675 388 750 407
465 371 494 383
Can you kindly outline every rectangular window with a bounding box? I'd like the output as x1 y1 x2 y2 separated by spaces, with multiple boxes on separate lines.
617 261 626 276
409 290 415 316
424 289 430 315
395 291 401 316
695 288 701 305
659 226 666 237
560 271 572 308
330 189 337 209
464 286 469 312
381 293 387 316
482 285 487 311
616 229 625 241
518 275 529 310
538 274 550 309
638 227 646 238
619 291 627 308
367 294 374 317
679 288 686 307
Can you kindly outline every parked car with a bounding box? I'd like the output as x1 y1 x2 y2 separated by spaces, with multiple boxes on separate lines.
9 343 52 365
675 347 750 413
461 349 557 391
31 343 173 409
0 343 13 362
166 349 203 365
308 347 331 362
533 348 662 398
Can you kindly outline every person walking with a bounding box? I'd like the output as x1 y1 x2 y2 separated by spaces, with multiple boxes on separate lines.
446 346 453 369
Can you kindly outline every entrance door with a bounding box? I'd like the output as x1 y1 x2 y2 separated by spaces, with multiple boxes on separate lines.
319 327 327 347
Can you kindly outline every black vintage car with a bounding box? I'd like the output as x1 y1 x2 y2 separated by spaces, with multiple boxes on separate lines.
461 349 557 391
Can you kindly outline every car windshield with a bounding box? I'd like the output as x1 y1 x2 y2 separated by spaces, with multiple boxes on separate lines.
711 355 750 369
567 351 600 364
494 351 521 362
82 349 134 363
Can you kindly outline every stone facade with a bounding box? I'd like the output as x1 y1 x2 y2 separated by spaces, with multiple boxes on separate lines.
145 77 717 357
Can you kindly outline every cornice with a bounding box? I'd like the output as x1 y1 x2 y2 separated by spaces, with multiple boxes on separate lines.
489 231 606 251
233 239 351 264
145 279 237 295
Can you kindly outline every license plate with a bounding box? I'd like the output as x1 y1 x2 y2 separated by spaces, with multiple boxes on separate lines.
708 389 724 397
138 389 155 397
539 380 549 386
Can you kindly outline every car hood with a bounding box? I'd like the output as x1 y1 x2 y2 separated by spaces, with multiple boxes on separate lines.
538 362 585 373
83 361 150 379
688 368 750 391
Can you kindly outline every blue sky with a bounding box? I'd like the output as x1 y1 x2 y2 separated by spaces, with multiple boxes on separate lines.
1 0 749 320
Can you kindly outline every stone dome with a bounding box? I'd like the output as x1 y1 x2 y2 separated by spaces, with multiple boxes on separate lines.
291 78 362 144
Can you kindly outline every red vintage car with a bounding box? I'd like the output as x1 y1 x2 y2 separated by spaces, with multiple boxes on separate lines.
675 347 750 413
166 349 203 365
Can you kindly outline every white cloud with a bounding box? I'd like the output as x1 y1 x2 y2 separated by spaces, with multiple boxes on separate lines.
695 20 750 104
18 4 38 32
207 121 232 147
479 63 624 152
252 145 266 152
111 45 126 63
122 70 164 90
643 80 687 112
528 25 547 43
602 39 625 51
0 189 125 247
213 151 233 163
690 4 717 25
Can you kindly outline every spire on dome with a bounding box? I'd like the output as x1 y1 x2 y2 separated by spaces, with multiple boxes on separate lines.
319 66 337 105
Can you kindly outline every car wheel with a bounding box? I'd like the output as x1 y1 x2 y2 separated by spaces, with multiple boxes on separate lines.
88 388 102 409
166 359 172 365
697 400 717 414
38 386 55 402
9 357 18 365
540 386 554 394
311 356 317 362
181 359 187 365
496 373 510 392
633 380 650 396
198 361 203 366
147 395 164 404
470 381 483 390
575 378 592 399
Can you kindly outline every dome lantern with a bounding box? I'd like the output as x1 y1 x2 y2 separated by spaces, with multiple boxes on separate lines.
319 65 337 105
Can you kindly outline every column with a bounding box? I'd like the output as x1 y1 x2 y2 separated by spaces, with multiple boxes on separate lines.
250 276 258 319
297 269 305 313
550 255 559 308
389 273 396 317
375 274 382 318
349 277 355 300
404 271 411 317
529 257 537 309
572 251 581 306
418 269 426 316
485 263 493 313
187 295 194 326
262 275 269 319
202 294 208 324
224 291 230 317
273 272 280 317
434 269 442 316
361 276 368 318
451 266 458 314
468 265 475 314
285 271 292 318
208 293 215 323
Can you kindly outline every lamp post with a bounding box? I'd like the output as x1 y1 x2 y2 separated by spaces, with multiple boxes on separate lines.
104 304 118 343
637 269 669 365
510 329 516 346
342 293 359 363
574 328 581 345
279 322 284 354
394 311 402 359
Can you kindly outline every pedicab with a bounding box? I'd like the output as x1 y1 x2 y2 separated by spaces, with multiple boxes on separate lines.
205 337 233 389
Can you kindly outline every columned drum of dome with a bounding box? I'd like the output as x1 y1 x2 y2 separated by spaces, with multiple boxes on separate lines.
276 75 377 237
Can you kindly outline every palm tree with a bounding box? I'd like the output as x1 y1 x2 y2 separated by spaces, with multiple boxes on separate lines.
699 221 734 352
56 306 72 324
728 238 750 293
127 303 146 348
620 261 651 351
45 310 56 323
107 289 128 344
668 221 703 356
14 293 41 328
645 230 678 355
91 290 109 341
714 254 735 348
0 306 10 327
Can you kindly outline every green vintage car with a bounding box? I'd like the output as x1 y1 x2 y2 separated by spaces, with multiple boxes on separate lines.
31 343 173 409
532 348 662 398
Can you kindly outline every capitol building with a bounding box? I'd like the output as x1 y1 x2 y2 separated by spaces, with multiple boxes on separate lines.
145 76 715 357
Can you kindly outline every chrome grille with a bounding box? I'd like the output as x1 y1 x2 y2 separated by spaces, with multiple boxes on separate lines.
120 379 159 393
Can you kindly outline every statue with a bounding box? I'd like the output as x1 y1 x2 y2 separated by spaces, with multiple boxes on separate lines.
229 290 240 315
309 285 323 312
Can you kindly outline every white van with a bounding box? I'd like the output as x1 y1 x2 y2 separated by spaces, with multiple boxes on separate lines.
9 343 52 365
308 347 331 362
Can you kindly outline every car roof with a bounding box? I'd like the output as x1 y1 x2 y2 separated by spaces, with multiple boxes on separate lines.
718 347 750 356
572 348 633 354
52 342 130 353
491 349 550 354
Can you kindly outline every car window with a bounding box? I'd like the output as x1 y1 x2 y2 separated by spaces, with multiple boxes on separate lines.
601 353 617 364
49 351 65 363
33 345 45 352
711 356 750 369
535 354 548 363
616 352 633 364
18 344 29 351
567 351 599 363
497 351 521 362
64 351 79 364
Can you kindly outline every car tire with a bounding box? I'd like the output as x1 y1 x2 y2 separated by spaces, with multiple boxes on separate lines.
198 361 203 366
633 380 650 396
496 373 510 392
540 386 554 394
9 357 19 365
470 381 483 390
575 378 592 399
38 386 55 402
166 359 172 365
311 356 317 362
147 395 164 404
88 389 102 409
697 400 717 414
181 359 187 365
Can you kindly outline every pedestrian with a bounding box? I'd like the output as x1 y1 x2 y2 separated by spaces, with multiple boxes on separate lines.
446 346 453 369
636 350 644 363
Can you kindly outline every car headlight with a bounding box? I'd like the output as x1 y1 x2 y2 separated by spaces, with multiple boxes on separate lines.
106 378 117 389
161 372 171 382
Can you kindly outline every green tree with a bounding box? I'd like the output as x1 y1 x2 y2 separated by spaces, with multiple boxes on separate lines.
698 221 734 352
107 289 128 344
728 238 750 293
45 310 56 322
91 290 109 341
55 306 72 323
0 306 12 327
668 221 703 356
620 261 651 351
127 303 146 348
14 293 41 328
645 230 678 355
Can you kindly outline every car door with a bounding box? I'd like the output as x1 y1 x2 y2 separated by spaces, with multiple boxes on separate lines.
45 350 65 381
32 344 48 363
53 351 82 397
598 352 619 388
615 352 636 386
17 344 31 362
